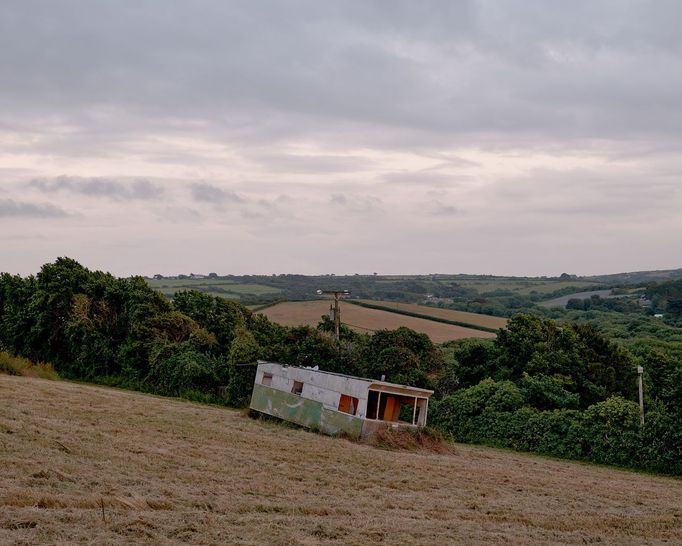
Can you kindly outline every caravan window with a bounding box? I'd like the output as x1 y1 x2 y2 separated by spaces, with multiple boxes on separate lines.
338 394 358 415
291 380 304 395
261 373 273 386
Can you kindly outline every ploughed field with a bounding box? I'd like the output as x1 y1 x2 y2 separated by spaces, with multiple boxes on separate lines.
258 300 497 342
2 376 681 545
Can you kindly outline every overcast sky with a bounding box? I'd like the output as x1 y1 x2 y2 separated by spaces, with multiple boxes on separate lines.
2 0 681 277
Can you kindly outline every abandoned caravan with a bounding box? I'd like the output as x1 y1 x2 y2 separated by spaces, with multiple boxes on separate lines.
250 361 433 438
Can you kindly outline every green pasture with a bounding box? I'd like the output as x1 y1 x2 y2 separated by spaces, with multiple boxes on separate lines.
453 279 602 295
147 278 280 300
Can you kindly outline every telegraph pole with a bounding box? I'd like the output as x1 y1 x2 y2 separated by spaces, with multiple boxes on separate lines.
316 289 350 340
637 365 645 425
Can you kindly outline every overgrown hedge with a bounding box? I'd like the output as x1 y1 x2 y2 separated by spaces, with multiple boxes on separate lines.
430 381 682 475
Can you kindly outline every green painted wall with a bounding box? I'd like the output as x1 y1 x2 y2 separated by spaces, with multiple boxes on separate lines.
250 384 363 438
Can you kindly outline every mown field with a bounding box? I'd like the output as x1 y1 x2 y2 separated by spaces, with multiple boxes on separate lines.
258 301 496 342
1 376 681 545
357 300 508 330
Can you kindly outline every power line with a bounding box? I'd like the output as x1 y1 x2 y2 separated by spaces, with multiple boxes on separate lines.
341 321 377 332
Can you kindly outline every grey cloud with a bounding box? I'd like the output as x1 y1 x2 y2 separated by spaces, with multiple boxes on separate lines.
191 183 243 204
431 203 459 216
486 166 682 223
130 180 164 199
382 171 471 187
330 194 348 206
0 199 70 218
245 152 376 174
157 207 202 224
3 0 682 153
29 177 164 200
329 193 381 214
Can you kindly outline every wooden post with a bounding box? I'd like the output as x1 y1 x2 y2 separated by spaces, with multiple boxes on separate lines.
316 290 349 341
334 292 340 341
637 365 645 425
412 397 417 425
376 391 381 421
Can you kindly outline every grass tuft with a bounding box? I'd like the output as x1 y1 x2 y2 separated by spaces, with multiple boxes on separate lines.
0 351 58 380
365 426 457 454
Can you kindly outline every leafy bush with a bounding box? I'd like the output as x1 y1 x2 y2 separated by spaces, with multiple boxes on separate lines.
429 379 524 432
226 328 261 405
147 342 218 395
439 338 499 391
431 385 681 475
519 373 580 409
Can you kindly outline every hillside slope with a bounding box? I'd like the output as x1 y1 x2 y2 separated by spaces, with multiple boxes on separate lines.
1 376 680 545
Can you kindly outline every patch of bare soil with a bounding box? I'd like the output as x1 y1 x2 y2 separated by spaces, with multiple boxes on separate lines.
1 375 680 545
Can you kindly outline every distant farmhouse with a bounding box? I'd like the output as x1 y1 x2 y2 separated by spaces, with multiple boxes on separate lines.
250 362 433 438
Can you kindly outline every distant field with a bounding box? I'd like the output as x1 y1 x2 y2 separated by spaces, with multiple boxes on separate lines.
456 279 603 295
144 275 609 303
2 376 680 545
515 281 603 295
539 289 615 309
358 300 508 330
258 301 496 342
146 278 280 300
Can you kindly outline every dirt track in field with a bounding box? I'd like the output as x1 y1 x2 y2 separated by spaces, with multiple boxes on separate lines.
1 375 680 545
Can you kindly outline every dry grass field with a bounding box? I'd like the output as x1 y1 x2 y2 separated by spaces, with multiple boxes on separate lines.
1 376 681 545
258 301 496 342
358 300 508 330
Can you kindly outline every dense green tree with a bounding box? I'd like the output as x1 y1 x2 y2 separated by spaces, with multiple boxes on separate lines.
628 340 682 412
438 338 499 392
360 327 442 387
26 257 92 365
495 315 635 407
280 326 338 369
646 279 682 316
0 273 37 356
147 341 218 395
518 373 580 410
226 327 261 405
173 290 251 354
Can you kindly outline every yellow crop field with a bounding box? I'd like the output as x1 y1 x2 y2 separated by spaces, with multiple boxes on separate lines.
2 376 680 545
258 300 496 342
